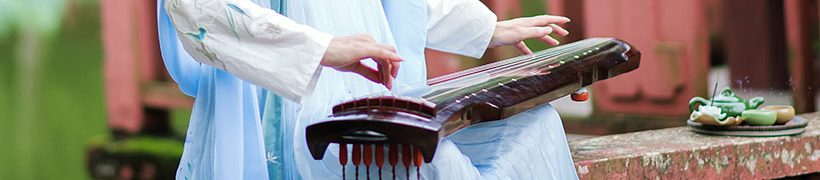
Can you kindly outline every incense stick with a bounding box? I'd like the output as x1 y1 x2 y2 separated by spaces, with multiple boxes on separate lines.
710 76 719 106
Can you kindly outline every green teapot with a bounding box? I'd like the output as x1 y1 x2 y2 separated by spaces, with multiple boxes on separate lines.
689 88 765 117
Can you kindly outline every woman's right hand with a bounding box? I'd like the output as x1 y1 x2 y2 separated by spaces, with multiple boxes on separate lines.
320 35 402 90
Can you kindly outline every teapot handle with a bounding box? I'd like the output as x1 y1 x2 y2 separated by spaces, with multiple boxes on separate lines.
688 97 709 112
748 97 765 109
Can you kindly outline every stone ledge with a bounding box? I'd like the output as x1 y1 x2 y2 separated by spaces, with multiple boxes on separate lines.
570 113 820 179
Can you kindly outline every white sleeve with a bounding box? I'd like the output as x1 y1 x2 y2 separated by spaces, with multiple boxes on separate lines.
165 0 331 102
426 0 497 59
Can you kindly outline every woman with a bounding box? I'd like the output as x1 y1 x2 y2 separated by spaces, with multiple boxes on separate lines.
158 0 576 179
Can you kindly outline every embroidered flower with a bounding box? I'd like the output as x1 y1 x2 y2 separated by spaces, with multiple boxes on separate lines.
266 151 280 165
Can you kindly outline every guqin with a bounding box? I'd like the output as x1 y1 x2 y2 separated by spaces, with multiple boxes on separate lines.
306 38 641 178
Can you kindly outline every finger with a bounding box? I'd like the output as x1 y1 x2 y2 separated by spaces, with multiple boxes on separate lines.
373 58 395 89
382 63 394 90
548 24 569 36
378 59 393 90
514 41 533 55
362 47 402 62
523 15 570 26
391 60 400 78
376 44 398 53
538 35 560 46
382 47 401 78
521 26 553 40
349 62 382 84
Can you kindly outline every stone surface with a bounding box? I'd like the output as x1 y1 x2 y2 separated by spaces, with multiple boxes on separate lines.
570 113 820 179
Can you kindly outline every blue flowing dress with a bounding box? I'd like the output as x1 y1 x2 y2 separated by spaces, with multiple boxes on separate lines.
158 0 579 179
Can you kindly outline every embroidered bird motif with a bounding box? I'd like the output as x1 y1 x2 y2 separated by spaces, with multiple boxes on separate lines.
185 27 207 41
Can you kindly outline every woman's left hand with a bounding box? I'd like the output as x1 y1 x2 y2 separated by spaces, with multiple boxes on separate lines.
489 15 571 54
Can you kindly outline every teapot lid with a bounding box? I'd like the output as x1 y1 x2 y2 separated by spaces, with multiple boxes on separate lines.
712 88 742 102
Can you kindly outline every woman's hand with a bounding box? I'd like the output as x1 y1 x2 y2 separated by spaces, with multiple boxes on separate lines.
321 35 402 89
489 15 571 54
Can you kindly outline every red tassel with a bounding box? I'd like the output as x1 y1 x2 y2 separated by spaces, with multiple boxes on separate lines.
402 145 411 180
389 144 398 180
363 144 372 180
375 145 384 180
340 143 348 165
414 148 422 179
340 143 348 180
353 144 361 180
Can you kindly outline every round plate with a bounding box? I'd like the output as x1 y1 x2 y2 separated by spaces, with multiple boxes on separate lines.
687 116 807 137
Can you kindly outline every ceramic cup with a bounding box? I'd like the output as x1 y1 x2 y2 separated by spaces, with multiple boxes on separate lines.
759 105 795 124
741 109 777 126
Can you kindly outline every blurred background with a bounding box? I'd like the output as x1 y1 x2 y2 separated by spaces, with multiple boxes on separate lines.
0 0 817 179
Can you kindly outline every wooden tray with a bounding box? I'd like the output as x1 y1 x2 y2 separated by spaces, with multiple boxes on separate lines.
687 116 808 137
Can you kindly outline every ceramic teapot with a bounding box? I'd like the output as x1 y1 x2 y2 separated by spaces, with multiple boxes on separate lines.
689 88 764 117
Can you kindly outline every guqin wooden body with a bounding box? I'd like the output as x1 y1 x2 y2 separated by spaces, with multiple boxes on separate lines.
306 38 641 163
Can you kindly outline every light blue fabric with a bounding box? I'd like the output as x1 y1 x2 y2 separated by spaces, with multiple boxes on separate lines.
261 94 284 179
259 1 287 179
382 0 428 85
159 0 269 179
157 2 200 97
447 104 578 179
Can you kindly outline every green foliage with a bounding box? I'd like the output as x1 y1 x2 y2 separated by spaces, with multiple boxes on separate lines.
521 0 550 52
88 135 184 164
172 109 192 135
0 2 106 180
0 0 67 38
